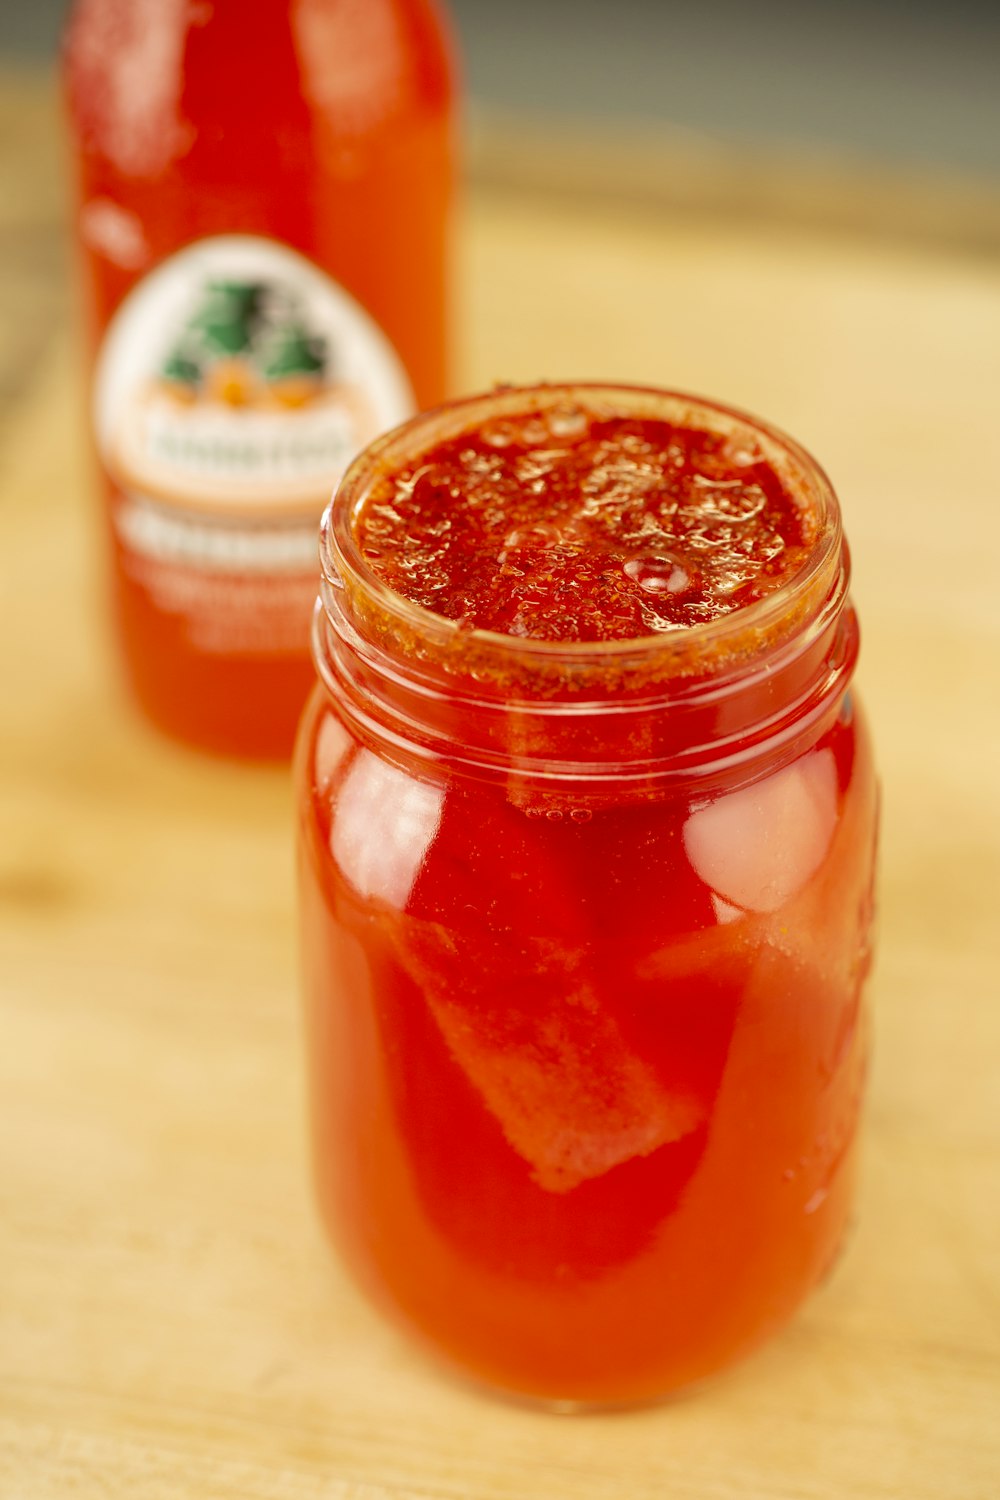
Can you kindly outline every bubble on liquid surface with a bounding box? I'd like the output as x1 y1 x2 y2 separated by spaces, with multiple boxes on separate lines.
724 437 764 467
712 565 754 597
547 404 588 439
497 521 570 568
502 521 562 550
480 420 518 449
623 553 691 595
697 437 764 474
689 477 767 524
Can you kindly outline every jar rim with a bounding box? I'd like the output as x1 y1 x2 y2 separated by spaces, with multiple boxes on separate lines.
320 381 844 685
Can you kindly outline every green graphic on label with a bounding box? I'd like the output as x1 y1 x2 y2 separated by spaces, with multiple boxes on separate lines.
95 236 415 535
159 278 328 404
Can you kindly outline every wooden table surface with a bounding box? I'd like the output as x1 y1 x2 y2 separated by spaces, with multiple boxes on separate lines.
2 70 999 1500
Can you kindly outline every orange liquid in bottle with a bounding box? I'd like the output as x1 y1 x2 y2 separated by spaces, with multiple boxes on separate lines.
64 0 456 757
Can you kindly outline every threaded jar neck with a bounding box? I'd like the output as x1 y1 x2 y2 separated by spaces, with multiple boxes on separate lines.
314 384 858 797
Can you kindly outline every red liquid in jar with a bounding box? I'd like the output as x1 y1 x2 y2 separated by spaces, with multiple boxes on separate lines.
298 388 877 1404
356 407 816 639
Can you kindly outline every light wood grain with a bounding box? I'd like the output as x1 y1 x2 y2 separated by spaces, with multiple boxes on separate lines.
2 70 1000 1500
468 108 1000 257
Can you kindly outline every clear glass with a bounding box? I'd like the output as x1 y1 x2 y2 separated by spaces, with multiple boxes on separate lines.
63 0 456 758
295 385 879 1406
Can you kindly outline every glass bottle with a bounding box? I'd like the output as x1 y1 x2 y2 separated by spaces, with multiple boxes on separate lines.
63 0 456 757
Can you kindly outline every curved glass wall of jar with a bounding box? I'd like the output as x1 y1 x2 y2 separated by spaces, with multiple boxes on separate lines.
295 385 879 1407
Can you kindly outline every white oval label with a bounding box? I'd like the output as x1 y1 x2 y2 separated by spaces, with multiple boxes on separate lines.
94 235 415 519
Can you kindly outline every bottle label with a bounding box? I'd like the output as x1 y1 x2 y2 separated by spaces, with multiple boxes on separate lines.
94 234 415 654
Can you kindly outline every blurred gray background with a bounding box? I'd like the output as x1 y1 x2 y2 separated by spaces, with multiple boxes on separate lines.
2 0 998 178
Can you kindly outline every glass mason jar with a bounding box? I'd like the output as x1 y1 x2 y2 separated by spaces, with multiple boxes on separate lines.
295 384 878 1407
